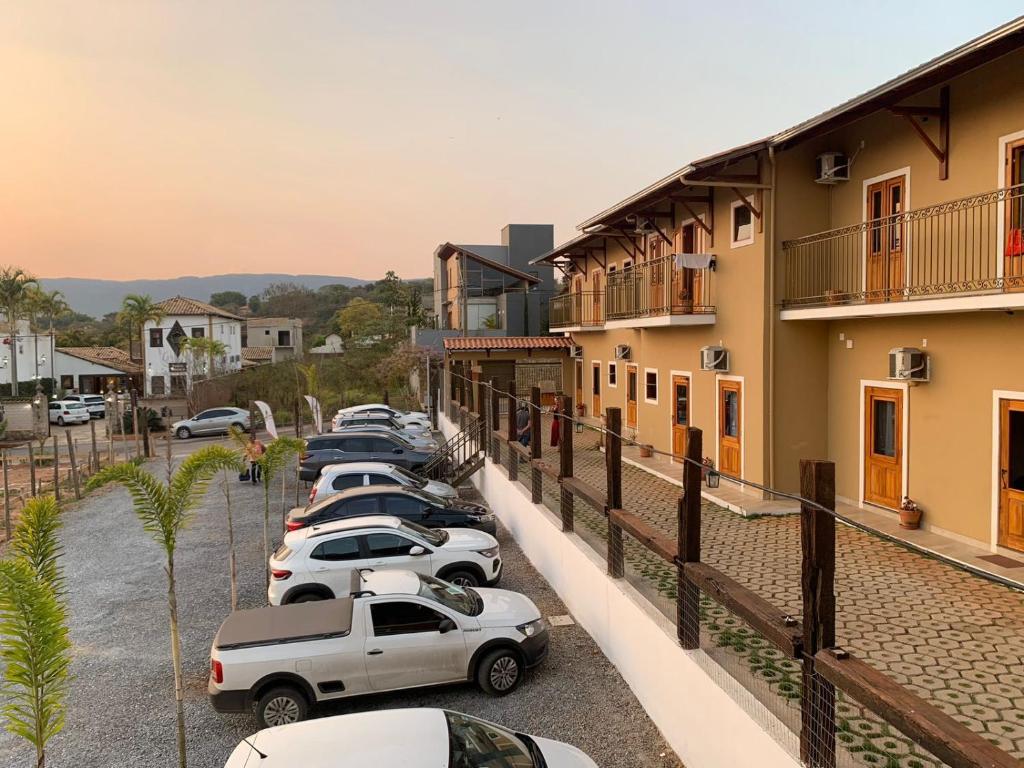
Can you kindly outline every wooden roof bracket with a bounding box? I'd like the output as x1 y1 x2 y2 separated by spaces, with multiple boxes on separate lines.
650 220 674 246
615 227 643 262
889 85 949 180
677 199 713 238
731 186 763 232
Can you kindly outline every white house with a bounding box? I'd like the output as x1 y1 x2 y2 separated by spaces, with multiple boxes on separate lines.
143 296 243 396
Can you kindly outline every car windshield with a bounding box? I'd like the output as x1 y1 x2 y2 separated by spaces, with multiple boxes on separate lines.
417 574 481 616
398 519 447 546
65 403 86 410
84 396 104 404
394 466 429 488
446 711 537 768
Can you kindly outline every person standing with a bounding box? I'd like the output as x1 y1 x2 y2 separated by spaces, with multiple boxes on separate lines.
550 400 561 448
245 434 266 484
516 402 531 447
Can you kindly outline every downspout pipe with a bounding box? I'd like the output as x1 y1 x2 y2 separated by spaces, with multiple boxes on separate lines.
767 145 777 489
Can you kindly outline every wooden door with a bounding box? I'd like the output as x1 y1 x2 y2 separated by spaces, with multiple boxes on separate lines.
866 176 906 300
1004 139 1024 290
591 271 602 319
999 399 1024 552
671 375 690 460
649 237 665 312
591 362 601 417
575 360 583 410
672 223 702 313
864 386 903 510
718 380 741 476
626 365 638 429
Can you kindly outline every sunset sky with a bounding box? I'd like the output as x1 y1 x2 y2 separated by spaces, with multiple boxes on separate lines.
3 1 1021 281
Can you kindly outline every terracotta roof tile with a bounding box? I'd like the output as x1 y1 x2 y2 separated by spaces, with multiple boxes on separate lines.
57 347 142 374
155 296 243 320
241 346 274 361
443 336 572 351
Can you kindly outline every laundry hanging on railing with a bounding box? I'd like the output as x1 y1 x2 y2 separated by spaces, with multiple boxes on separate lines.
673 252 714 270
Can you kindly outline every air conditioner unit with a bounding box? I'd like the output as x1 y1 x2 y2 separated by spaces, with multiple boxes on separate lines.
614 344 632 360
569 345 583 359
815 152 850 184
700 346 729 372
888 347 929 382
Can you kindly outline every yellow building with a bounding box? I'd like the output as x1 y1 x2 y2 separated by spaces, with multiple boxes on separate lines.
538 17 1024 555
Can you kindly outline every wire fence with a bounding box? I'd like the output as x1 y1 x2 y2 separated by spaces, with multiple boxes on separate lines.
437 368 1023 768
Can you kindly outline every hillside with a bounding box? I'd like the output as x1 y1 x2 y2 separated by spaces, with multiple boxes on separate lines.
38 273 372 317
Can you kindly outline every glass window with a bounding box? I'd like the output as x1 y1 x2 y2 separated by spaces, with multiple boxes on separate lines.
383 495 425 518
627 369 637 402
365 533 415 557
645 371 658 401
370 601 447 636
1008 410 1024 491
191 327 205 339
873 400 896 457
674 382 688 425
331 474 366 491
149 328 163 347
310 537 361 561
366 473 399 487
371 438 401 452
338 497 380 517
416 574 479 616
732 203 753 245
446 711 533 768
394 466 428 488
338 437 371 453
723 391 739 437
608 363 617 386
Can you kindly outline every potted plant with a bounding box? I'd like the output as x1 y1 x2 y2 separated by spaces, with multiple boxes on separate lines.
824 288 847 306
639 444 654 458
701 456 714 479
576 403 586 418
899 497 922 530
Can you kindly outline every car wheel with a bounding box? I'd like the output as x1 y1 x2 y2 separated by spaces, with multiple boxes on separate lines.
444 569 480 587
57 416 65 426
477 648 522 696
230 421 244 432
176 427 191 439
288 592 325 604
256 686 308 728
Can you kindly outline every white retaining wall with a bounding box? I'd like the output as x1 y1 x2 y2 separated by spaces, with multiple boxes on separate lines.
441 414 798 768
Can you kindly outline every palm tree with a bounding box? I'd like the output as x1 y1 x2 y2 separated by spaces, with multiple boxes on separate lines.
0 267 40 396
0 495 70 768
86 446 240 768
118 294 164 362
25 289 69 386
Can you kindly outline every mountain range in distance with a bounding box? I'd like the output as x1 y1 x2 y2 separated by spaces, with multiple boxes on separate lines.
38 273 375 318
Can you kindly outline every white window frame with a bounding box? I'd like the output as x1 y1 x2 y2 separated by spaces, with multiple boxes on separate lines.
607 361 617 388
643 367 659 405
730 199 755 248
997 129 1024 281
860 167 911 296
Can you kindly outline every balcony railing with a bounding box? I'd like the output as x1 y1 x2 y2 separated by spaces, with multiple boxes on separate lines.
783 184 1024 308
606 255 715 321
549 291 605 329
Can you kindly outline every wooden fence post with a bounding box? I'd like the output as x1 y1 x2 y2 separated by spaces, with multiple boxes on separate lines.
559 395 574 532
800 459 837 768
530 386 542 503
506 380 518 482
605 407 624 578
90 419 99 470
3 451 11 540
139 407 151 459
489 378 500 463
678 427 703 649
52 436 61 502
66 430 81 500
28 443 36 496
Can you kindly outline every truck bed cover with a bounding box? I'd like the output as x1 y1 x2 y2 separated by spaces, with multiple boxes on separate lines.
215 597 354 650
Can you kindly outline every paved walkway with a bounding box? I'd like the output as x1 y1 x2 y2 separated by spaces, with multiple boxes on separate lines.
518 426 1024 763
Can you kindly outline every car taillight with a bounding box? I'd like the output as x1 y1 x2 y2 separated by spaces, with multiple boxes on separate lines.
308 487 317 504
210 658 223 684
271 568 292 580
285 520 304 531
300 453 311 461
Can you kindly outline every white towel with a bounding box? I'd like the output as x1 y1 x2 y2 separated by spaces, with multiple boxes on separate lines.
673 252 713 270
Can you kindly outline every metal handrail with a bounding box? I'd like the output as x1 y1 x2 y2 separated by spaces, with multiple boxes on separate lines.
549 291 605 328
605 255 715 320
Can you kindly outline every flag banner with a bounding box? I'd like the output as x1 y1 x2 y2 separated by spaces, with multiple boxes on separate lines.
304 395 323 434
254 400 277 439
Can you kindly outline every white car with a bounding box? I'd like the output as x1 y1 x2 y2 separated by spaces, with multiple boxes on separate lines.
48 400 91 426
268 514 501 604
308 462 458 505
61 394 106 419
335 403 430 430
223 708 598 768
210 570 549 727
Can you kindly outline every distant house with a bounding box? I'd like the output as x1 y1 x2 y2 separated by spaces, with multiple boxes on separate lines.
310 333 344 355
243 317 303 362
55 347 143 394
144 296 243 396
241 346 274 367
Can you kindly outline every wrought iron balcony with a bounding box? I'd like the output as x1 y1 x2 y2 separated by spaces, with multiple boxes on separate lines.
783 184 1024 309
549 291 605 329
605 255 715 322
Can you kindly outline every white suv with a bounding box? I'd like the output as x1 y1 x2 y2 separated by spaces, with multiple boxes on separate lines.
308 462 457 505
61 394 106 418
223 708 598 768
268 515 501 604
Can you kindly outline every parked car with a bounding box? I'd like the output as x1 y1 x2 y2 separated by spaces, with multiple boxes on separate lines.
61 394 106 419
335 403 430 429
48 400 91 426
210 569 549 727
172 407 250 439
222 708 597 768
331 423 439 452
269 514 501 603
333 412 433 437
286 486 495 534
299 432 437 481
307 462 457 505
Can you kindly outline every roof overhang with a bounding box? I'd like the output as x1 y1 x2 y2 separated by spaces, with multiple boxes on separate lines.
434 242 540 284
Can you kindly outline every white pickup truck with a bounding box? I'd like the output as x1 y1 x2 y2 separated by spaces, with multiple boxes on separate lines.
209 570 549 728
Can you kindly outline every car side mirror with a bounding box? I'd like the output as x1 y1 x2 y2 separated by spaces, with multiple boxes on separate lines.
438 618 456 634
408 545 426 557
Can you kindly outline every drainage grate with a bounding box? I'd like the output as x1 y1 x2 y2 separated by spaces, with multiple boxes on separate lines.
548 614 575 627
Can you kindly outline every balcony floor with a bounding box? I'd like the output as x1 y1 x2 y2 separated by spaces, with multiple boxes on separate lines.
780 289 1024 320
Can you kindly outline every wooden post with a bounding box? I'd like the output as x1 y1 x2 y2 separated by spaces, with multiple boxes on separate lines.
28 443 36 496
529 387 542 503
3 451 11 540
507 379 518 482
52 435 61 502
90 419 99 471
605 407 624 578
131 389 141 459
66 430 81 500
678 426 703 649
383 389 389 406
139 407 151 459
294 399 301 438
800 459 837 768
559 395 574 532
489 378 500 463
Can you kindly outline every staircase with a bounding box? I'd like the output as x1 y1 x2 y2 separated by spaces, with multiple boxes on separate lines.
422 418 486 486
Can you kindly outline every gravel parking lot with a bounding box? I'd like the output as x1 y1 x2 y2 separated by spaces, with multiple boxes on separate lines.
0 453 682 768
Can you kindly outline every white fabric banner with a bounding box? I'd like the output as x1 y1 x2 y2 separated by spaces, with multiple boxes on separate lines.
254 400 278 439
672 252 713 270
304 395 323 434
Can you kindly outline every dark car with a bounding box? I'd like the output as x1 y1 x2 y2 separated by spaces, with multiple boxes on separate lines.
299 431 436 481
285 486 496 535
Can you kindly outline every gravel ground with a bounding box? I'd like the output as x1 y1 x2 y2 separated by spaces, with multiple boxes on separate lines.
0 455 682 768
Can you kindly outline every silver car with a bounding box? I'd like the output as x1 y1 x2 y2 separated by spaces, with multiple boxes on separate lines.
172 407 250 439
307 461 458 505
